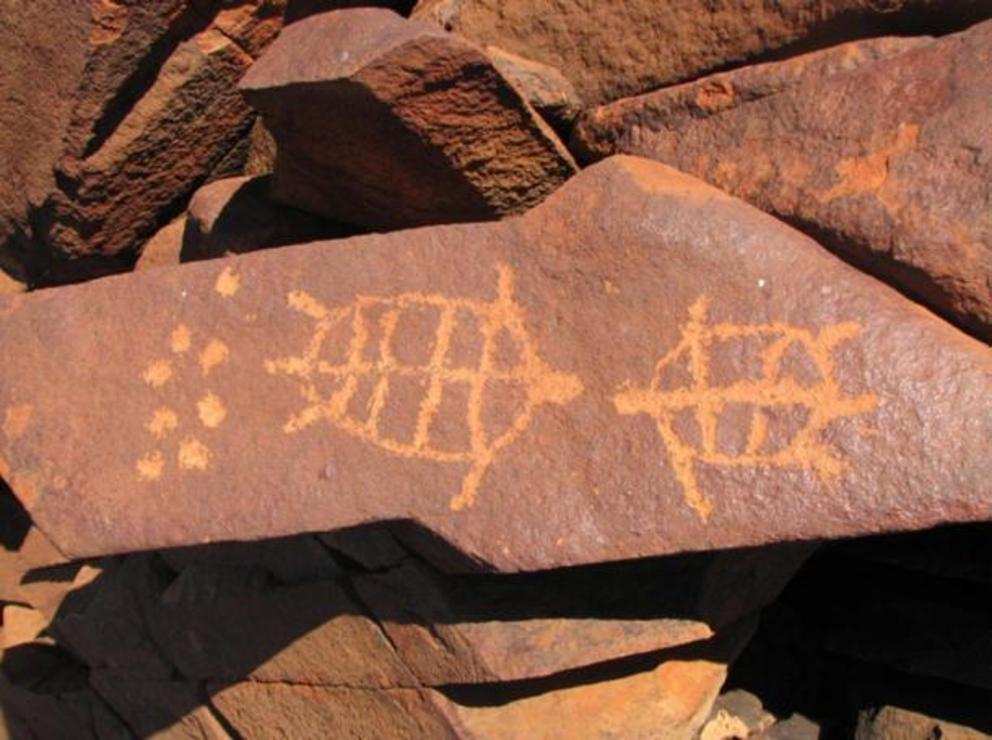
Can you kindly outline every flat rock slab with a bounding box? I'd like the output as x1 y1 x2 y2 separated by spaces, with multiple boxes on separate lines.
573 23 992 341
1 156 990 570
239 8 576 231
411 0 991 105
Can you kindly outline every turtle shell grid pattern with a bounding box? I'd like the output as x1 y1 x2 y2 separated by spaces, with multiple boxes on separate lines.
265 264 583 510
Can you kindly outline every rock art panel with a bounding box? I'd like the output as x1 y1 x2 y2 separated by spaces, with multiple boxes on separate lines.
0 157 989 571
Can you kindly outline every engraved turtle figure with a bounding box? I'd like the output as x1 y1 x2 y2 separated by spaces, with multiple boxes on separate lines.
614 297 878 521
266 264 583 511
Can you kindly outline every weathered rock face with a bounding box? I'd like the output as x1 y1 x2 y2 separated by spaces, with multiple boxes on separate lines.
572 24 992 341
239 8 577 231
1 156 990 569
0 0 285 280
411 0 991 106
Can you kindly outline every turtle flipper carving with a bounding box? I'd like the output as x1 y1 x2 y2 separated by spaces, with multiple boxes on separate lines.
614 297 878 521
266 264 583 511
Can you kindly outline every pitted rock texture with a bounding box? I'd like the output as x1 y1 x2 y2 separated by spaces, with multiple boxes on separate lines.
239 8 577 231
411 0 992 105
0 156 990 569
572 23 992 341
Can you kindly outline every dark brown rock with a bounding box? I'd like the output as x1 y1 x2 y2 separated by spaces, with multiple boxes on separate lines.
90 670 232 739
411 0 990 105
1 156 990 570
0 1 286 279
239 8 576 231
855 705 989 740
182 176 358 261
573 23 992 340
317 525 409 570
145 565 416 686
210 681 461 739
353 545 806 683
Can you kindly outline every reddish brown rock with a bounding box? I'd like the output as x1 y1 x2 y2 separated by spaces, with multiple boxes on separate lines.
1 156 990 570
210 681 461 738
572 35 933 162
353 545 806 682
573 23 992 340
0 1 285 279
239 8 577 230
135 216 187 272
486 46 581 130
182 176 358 261
411 0 990 105
145 565 416 687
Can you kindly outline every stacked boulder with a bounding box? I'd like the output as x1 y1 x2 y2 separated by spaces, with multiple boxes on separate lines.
1 2 991 737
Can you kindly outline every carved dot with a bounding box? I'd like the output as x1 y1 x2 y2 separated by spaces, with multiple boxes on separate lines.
170 324 192 354
177 438 211 471
197 392 227 429
215 267 240 298
146 407 179 438
200 339 229 376
142 360 173 388
136 451 165 481
3 404 33 440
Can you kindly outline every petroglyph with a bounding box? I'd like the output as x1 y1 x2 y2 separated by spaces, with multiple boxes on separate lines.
614 297 878 521
3 404 33 440
135 327 230 481
266 264 584 511
214 266 241 297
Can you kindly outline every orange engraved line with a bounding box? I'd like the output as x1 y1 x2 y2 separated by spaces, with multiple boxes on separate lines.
267 264 584 511
614 297 878 522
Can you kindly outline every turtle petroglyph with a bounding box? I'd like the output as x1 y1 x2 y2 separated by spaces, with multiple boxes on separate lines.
614 297 878 521
266 264 584 511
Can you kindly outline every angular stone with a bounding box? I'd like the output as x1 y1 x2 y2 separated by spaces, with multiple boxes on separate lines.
239 8 576 231
486 46 581 130
573 23 992 340
90 670 232 740
411 0 990 105
146 565 415 686
572 35 933 162
0 1 286 278
353 545 806 682
433 624 752 740
855 705 989 740
210 682 461 739
135 216 187 272
1 156 990 570
182 176 358 261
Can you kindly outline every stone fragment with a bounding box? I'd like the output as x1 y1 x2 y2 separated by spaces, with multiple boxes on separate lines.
486 47 581 130
434 631 746 740
353 546 806 682
0 1 285 279
1 156 990 569
855 705 989 740
573 23 992 340
146 565 415 686
90 669 232 740
135 216 187 272
210 682 461 739
572 35 932 162
242 119 277 177
699 689 776 740
182 176 358 261
239 8 576 230
411 0 990 105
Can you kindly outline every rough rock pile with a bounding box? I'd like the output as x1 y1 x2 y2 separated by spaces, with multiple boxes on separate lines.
1 2 990 738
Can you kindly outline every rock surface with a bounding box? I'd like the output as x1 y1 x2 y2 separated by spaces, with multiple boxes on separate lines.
1 156 990 569
182 176 358 261
573 23 992 340
411 0 991 105
240 8 576 231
